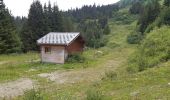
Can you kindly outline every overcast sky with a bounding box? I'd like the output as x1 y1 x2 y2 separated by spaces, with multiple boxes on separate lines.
4 0 120 17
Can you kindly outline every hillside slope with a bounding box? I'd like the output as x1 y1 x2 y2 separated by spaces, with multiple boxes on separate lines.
0 2 170 100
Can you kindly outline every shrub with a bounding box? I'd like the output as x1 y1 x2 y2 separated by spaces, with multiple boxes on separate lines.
67 53 85 63
127 31 143 44
107 42 120 49
104 70 117 80
103 25 111 35
23 89 43 100
128 26 170 72
86 88 103 100
78 20 108 48
161 7 170 25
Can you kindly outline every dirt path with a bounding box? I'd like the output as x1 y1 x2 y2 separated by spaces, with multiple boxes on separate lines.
0 78 34 99
38 60 120 84
0 61 8 65
38 69 103 84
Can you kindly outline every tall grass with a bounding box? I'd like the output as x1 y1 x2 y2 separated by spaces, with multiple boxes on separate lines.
23 89 43 100
128 26 170 72
86 88 103 100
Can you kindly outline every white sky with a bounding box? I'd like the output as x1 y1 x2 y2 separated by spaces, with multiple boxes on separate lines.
4 0 120 17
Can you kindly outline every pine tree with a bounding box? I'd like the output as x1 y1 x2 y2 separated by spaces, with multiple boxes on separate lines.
138 0 160 33
78 20 105 48
63 17 75 32
103 25 110 35
43 3 50 33
0 0 21 54
129 1 143 14
160 6 170 25
51 4 64 31
21 0 47 51
164 0 170 7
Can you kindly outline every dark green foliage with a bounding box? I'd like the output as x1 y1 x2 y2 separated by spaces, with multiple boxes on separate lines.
86 88 103 100
127 31 143 44
112 11 138 24
104 70 117 80
13 16 27 34
128 0 161 44
0 0 21 54
138 0 160 33
62 17 75 32
144 16 162 33
119 0 146 8
21 1 47 52
67 53 85 63
103 25 111 35
160 7 170 25
23 89 43 100
164 0 170 6
128 26 170 72
129 1 143 14
119 0 136 8
78 20 107 48
50 4 64 31
98 17 108 29
65 4 119 22
21 1 65 52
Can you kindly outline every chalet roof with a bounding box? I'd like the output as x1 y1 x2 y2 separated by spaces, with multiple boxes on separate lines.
37 32 80 45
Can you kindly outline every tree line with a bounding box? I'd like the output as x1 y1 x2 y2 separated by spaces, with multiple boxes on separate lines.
126 0 170 72
127 0 170 44
0 0 21 54
0 0 117 54
65 4 119 22
64 4 118 48
21 1 76 52
0 0 75 53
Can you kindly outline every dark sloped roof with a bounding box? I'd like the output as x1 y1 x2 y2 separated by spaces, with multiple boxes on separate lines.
37 32 80 45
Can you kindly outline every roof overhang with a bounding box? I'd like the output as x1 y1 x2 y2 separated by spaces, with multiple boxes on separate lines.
37 32 81 46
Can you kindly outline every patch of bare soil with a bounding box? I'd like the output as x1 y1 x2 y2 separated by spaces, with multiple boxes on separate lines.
38 60 120 84
0 78 34 99
0 61 8 65
38 69 103 84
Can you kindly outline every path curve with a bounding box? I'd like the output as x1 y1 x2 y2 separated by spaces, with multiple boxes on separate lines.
0 78 34 99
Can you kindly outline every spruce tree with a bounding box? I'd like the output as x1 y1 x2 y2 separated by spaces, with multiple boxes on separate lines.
0 0 21 54
138 0 160 33
51 4 64 31
21 0 47 51
164 0 170 7
63 17 75 32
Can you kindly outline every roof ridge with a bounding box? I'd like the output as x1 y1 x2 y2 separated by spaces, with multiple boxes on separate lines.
37 32 80 45
49 32 80 33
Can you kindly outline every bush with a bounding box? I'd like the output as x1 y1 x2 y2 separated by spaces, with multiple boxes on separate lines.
67 53 85 63
128 26 170 72
78 20 108 48
112 11 138 24
129 1 142 14
103 25 111 35
107 42 120 49
86 88 103 100
127 31 143 44
103 70 117 80
23 89 43 100
161 7 170 25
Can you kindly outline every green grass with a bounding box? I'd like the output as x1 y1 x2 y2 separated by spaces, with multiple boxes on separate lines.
1 13 170 100
99 62 170 99
0 46 115 82
128 26 170 72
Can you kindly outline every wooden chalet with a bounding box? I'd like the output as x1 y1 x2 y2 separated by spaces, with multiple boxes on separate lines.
37 32 85 64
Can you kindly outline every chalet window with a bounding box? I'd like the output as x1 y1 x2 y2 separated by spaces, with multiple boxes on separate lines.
45 47 51 53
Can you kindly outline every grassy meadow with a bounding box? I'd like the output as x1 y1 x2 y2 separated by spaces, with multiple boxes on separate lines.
0 15 170 100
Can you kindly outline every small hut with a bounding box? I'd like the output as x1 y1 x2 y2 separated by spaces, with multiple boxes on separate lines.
37 32 85 64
